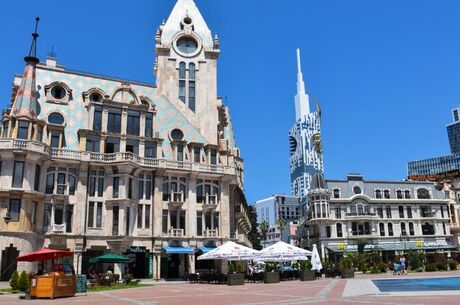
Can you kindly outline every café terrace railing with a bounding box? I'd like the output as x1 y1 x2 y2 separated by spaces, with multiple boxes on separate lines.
0 139 235 175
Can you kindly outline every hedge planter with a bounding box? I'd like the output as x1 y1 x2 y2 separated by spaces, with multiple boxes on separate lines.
340 269 354 278
299 270 316 281
227 273 245 286
264 272 280 284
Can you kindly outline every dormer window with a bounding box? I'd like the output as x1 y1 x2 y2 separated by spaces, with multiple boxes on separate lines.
48 113 64 125
384 190 390 199
171 129 184 141
47 112 65 149
333 189 340 198
45 82 72 104
375 189 382 199
89 92 103 103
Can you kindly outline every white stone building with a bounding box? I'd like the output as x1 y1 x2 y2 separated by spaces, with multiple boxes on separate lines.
0 0 251 281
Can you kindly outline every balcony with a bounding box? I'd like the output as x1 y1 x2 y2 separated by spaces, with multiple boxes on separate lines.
51 223 66 233
421 211 435 218
345 212 377 220
169 228 184 237
168 192 185 208
202 194 219 210
203 228 219 238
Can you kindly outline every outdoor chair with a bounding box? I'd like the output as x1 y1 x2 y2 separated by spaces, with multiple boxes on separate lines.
188 273 199 283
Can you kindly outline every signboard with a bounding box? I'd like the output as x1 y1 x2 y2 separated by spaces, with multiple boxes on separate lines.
76 275 87 293
126 247 146 254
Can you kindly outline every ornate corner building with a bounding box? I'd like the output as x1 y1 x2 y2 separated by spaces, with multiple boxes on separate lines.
0 0 251 280
288 49 324 205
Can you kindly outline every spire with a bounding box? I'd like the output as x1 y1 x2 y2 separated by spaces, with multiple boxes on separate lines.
11 17 41 120
161 0 213 49
294 48 310 121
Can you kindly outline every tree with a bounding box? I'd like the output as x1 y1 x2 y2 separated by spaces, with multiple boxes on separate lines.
247 206 262 250
18 271 29 292
259 220 269 248
277 218 286 240
9 271 19 290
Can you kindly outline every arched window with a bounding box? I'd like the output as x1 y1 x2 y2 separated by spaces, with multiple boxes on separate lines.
398 206 404 218
336 223 343 237
375 189 382 199
388 223 394 236
48 113 64 125
404 190 411 199
417 188 430 199
196 179 220 205
396 190 403 199
333 189 340 198
162 176 187 202
179 62 186 103
45 167 77 195
321 203 326 218
384 189 390 199
188 63 196 112
409 222 415 236
379 222 385 236
400 222 407 235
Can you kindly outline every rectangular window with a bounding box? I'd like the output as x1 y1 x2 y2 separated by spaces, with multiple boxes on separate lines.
377 207 383 218
105 137 120 153
194 147 200 163
46 172 55 194
125 207 130 236
138 175 144 200
97 176 104 197
57 172 66 194
454 109 459 122
162 177 169 201
162 210 168 234
335 207 341 219
126 139 139 155
34 164 41 191
12 161 24 188
213 212 219 230
180 210 186 234
145 113 153 138
441 206 445 218
93 106 102 131
197 211 203 236
177 145 184 161
2 121 9 138
407 206 413 218
189 81 195 112
107 108 122 133
137 204 143 229
43 203 51 231
145 175 152 200
210 149 217 165
50 130 60 148
145 141 157 158
128 178 133 199
87 202 94 228
17 121 29 139
54 204 64 224
96 202 102 228
145 205 150 229
179 80 186 103
112 206 119 235
31 201 37 224
66 205 73 233
89 176 96 197
386 206 392 218
113 176 120 198
86 135 100 152
326 226 331 238
8 199 21 221
127 111 140 136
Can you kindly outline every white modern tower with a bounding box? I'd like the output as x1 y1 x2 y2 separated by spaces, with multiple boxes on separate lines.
289 49 324 204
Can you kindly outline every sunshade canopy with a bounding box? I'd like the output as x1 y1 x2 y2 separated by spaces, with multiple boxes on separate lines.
198 245 216 253
17 248 74 262
162 245 195 254
310 244 323 271
89 253 130 264
256 241 312 262
197 241 259 261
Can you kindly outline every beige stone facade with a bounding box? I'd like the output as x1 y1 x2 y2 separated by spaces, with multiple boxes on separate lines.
0 0 251 281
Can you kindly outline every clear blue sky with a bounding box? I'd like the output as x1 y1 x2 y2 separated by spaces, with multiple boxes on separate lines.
1 0 459 204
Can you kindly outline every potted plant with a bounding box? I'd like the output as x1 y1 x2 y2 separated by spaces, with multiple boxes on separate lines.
264 263 280 284
227 262 245 286
299 260 315 281
340 255 354 278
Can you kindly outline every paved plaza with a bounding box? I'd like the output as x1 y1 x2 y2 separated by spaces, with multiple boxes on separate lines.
1 272 460 305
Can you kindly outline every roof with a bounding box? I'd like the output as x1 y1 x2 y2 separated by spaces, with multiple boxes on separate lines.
11 57 40 119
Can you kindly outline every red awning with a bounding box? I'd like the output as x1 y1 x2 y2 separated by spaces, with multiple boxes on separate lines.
16 248 74 262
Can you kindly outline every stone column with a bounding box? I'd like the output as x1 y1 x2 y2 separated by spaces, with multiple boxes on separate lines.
121 110 127 136
188 178 197 238
140 113 146 137
153 176 164 237
219 182 230 238
101 108 108 133
188 254 195 274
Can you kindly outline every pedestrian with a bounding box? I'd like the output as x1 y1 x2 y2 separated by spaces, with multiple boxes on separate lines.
400 257 407 275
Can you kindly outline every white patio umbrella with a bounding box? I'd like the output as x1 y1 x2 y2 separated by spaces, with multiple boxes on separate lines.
197 241 259 261
256 241 312 262
310 244 323 271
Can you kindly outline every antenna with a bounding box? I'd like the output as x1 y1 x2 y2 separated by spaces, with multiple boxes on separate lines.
28 17 40 58
47 45 57 58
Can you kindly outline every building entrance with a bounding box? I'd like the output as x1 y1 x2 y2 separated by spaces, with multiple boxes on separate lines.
1 244 19 281
125 247 151 279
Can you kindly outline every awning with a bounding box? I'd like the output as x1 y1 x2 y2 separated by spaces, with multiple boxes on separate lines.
162 245 195 254
89 253 130 264
198 245 216 253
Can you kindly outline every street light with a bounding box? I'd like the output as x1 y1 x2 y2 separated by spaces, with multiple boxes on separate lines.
400 233 410 254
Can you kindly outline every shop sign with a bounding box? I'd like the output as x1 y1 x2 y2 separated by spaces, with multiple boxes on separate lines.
126 247 146 254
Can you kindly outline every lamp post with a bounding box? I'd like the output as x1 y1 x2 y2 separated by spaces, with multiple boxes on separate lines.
400 233 410 255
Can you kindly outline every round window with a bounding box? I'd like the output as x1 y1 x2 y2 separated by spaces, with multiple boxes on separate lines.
89 92 102 102
171 129 184 141
48 112 64 125
353 185 362 195
176 36 198 54
51 85 66 100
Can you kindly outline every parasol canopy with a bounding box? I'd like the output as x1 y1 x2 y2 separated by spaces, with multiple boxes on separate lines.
89 253 130 264
197 241 259 261
256 241 312 262
310 244 323 271
16 248 74 262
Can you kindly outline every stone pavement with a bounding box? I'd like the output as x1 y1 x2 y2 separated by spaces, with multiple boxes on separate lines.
0 272 459 305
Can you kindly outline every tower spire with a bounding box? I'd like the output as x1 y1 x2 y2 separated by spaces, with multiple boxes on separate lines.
294 48 310 120
11 17 41 119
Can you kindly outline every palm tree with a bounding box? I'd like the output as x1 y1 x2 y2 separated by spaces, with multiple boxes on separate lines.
277 218 286 241
259 220 269 248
